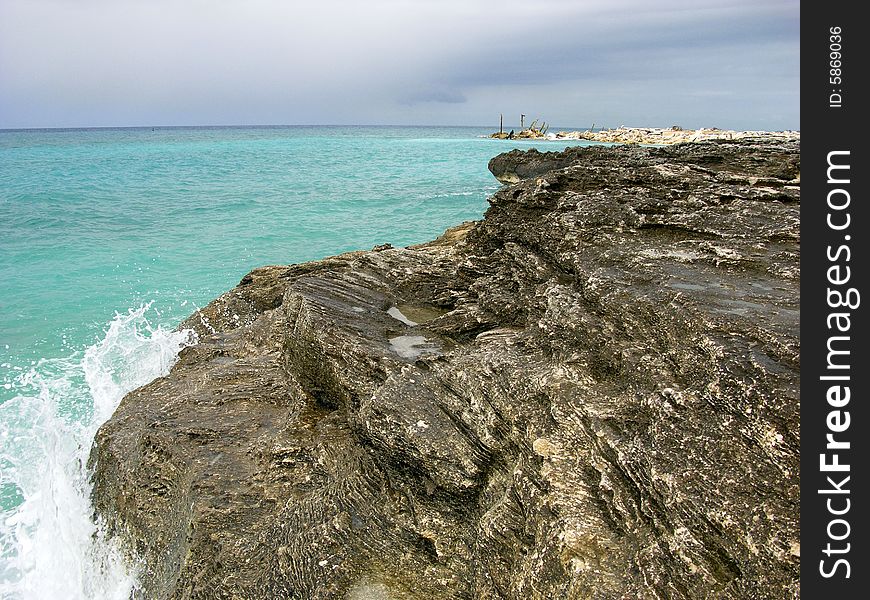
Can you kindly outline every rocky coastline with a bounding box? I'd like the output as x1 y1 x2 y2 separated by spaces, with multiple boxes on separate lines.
90 139 800 599
492 126 799 146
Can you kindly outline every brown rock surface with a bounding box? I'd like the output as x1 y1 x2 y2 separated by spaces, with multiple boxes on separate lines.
90 139 800 599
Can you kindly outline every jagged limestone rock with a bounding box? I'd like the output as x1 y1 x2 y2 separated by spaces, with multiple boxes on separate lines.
90 139 800 599
549 127 800 146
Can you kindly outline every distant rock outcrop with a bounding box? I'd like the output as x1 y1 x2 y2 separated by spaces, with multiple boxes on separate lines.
557 127 799 145
90 139 800 599
491 126 800 145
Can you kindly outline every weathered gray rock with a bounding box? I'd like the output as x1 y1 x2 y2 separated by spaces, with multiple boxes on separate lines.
90 139 800 599
487 147 583 184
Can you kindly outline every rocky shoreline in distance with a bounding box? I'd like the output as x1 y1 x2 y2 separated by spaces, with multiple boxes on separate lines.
492 125 800 145
90 139 800 599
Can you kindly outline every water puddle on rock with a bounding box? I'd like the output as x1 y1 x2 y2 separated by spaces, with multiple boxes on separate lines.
396 304 448 324
387 304 448 327
386 307 417 326
388 335 440 359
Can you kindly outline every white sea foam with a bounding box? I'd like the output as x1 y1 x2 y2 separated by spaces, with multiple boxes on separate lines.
0 304 196 600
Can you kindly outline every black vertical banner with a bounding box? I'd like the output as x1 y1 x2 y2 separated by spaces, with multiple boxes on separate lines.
801 2 869 597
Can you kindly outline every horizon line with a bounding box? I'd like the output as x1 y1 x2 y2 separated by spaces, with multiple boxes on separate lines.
0 122 801 134
0 123 579 133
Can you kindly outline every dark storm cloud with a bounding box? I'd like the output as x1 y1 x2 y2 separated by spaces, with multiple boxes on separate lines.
445 5 798 87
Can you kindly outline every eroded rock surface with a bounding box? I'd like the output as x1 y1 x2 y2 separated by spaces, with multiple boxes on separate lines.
91 140 800 599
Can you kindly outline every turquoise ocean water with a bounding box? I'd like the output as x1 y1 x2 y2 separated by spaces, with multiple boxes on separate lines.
0 125 589 598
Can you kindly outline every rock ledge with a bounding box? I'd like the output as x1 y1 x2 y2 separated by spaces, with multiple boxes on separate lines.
91 140 800 599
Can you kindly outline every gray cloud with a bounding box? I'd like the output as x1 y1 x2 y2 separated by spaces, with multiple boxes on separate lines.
0 0 799 129
398 88 468 106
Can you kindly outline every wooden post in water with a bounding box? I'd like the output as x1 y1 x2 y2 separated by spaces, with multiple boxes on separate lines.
500 114 503 134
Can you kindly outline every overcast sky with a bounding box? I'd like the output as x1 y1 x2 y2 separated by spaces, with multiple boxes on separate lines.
0 0 799 130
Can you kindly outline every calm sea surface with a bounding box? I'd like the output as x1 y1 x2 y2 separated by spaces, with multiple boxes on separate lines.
0 125 591 598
